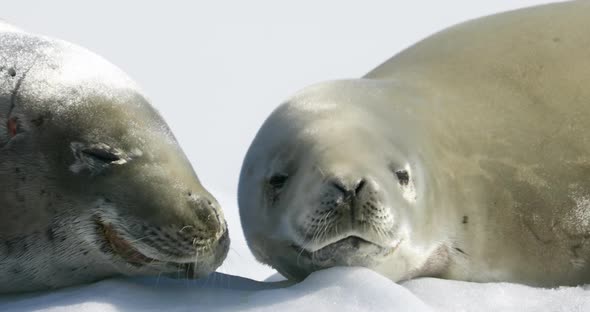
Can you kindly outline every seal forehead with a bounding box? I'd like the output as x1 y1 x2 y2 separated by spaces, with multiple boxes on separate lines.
1 31 144 115
0 31 177 147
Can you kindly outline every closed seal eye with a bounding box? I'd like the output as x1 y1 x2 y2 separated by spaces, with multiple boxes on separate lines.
82 147 121 163
70 142 132 174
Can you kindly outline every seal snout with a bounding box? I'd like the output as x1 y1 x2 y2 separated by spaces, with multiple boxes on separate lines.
188 194 226 237
324 176 386 225
289 169 401 256
330 177 367 199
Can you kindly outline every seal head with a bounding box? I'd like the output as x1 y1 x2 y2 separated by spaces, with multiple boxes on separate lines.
0 25 229 292
239 80 449 281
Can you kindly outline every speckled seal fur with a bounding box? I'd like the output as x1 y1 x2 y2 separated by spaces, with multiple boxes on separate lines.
239 1 590 287
0 22 229 293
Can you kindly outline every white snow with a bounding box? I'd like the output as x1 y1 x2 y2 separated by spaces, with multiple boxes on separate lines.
0 267 430 312
2 1 587 311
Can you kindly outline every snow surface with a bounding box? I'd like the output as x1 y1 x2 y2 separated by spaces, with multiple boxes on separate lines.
2 1 588 311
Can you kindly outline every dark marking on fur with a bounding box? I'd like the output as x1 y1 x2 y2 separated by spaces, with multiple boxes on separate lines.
31 115 44 126
571 243 582 258
4 240 15 254
454 247 466 255
46 227 55 241
462 216 468 224
15 192 25 202
524 220 553 244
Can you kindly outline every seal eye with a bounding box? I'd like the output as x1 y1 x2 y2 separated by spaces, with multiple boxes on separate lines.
69 142 130 174
395 170 410 186
82 148 121 163
268 174 289 189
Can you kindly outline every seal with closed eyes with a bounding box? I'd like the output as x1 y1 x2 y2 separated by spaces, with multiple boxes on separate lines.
238 1 590 286
0 22 229 293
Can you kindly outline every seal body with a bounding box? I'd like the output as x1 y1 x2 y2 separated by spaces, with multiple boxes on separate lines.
0 23 229 292
239 1 590 286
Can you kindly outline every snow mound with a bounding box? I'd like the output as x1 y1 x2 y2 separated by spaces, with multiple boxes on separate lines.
3 267 590 312
0 268 430 312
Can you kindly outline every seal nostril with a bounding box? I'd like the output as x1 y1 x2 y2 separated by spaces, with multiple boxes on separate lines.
354 179 366 196
330 180 349 195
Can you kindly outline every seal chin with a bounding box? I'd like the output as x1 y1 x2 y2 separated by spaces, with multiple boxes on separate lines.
291 235 402 268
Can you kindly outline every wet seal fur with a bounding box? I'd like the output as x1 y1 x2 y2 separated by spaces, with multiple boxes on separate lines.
0 22 229 293
239 1 590 287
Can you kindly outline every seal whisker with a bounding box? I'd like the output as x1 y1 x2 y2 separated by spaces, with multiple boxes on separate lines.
179 225 194 234
315 210 332 246
155 272 163 288
126 235 151 245
312 210 332 249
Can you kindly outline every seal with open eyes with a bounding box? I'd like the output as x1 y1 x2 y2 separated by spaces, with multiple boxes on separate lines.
238 1 590 286
0 22 229 293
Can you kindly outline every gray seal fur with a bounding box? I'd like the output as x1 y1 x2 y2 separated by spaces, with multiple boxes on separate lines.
238 1 590 287
0 22 229 292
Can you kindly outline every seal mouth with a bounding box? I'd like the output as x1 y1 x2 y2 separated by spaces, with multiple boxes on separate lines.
292 235 402 257
94 217 196 274
96 218 157 266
